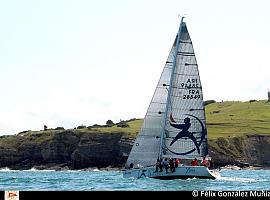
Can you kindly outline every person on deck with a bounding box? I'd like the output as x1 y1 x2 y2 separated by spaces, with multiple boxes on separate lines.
201 157 209 167
191 158 198 166
208 157 214 169
162 158 169 173
154 158 162 173
175 158 180 168
169 158 175 172
129 163 134 169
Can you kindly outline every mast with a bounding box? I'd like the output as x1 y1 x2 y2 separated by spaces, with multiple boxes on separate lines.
158 17 185 159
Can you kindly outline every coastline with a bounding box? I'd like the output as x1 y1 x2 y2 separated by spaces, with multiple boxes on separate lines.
1 164 269 172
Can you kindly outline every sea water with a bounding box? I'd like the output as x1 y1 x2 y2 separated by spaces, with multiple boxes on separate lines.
0 169 269 191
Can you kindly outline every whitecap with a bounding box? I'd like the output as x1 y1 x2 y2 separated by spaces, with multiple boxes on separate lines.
217 176 257 183
23 168 55 172
0 167 14 171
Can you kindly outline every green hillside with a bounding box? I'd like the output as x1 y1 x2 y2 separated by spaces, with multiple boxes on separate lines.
94 100 270 139
206 100 270 138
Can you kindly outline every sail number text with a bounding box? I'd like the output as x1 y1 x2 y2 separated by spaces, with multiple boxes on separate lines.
181 78 201 100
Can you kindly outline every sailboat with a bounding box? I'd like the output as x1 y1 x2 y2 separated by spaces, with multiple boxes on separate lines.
123 17 220 180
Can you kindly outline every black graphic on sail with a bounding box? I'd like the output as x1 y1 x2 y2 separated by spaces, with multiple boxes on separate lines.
165 113 206 155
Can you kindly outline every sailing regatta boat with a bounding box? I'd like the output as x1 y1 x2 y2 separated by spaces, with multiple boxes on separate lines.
123 17 220 179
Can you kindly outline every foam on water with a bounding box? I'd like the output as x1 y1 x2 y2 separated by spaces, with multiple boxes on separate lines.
24 168 56 172
217 176 257 183
0 167 19 172
0 167 12 171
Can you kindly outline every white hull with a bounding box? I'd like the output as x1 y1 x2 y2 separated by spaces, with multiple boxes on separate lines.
123 166 220 180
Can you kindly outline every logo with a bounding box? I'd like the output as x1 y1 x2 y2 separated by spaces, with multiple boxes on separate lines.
5 191 19 200
165 113 206 155
139 169 147 178
185 167 195 174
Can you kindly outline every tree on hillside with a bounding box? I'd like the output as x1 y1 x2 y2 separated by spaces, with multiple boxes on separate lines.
106 120 114 127
77 124 86 129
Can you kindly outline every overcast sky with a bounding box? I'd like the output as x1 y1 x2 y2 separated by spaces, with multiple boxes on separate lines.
0 0 269 135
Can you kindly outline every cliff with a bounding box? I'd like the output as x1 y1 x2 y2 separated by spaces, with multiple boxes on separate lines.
0 129 126 170
0 129 270 170
209 134 270 167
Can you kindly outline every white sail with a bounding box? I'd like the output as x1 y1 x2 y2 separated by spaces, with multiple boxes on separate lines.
125 39 177 167
126 19 208 168
163 22 208 159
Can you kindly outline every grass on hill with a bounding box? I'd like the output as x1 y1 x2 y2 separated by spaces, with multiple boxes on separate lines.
206 100 270 139
94 119 142 137
13 100 269 140
93 100 270 139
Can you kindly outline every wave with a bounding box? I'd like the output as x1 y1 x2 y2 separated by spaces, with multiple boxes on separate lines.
0 167 56 172
217 176 257 183
22 168 55 172
0 167 15 171
0 167 106 172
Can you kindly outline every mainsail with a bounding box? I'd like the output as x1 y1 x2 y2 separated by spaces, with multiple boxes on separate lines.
126 18 208 167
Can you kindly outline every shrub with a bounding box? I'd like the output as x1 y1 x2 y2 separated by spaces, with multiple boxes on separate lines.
77 125 86 129
106 120 114 127
18 130 30 135
117 121 130 128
